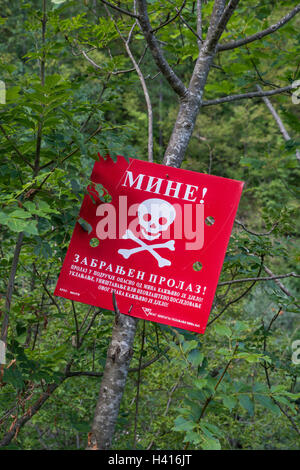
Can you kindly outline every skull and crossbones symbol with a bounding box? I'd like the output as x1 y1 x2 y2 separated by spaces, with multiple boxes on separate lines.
118 198 176 268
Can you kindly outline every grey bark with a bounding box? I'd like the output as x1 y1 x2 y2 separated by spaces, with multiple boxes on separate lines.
217 4 300 52
87 1 238 449
87 295 138 450
196 0 203 48
88 0 299 450
136 0 187 98
202 85 294 107
163 0 239 167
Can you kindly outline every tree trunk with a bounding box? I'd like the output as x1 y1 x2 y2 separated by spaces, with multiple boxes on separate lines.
87 298 138 450
87 25 215 457
87 0 235 450
163 61 212 169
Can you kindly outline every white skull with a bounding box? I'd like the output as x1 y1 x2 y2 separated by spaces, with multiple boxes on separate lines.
138 198 176 241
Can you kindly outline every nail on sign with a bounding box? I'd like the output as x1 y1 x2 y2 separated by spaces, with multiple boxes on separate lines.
54 155 244 334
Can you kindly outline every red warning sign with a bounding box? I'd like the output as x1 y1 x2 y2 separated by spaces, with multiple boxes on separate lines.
54 155 243 333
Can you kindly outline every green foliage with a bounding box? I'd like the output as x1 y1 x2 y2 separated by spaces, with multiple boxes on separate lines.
0 0 299 451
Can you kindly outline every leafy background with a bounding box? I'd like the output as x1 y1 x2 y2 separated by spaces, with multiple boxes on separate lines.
0 0 299 450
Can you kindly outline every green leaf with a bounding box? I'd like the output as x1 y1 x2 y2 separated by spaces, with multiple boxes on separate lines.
194 378 208 390
3 367 24 390
236 352 265 363
255 394 280 414
214 323 232 338
70 421 91 432
183 431 202 445
187 349 204 368
201 422 224 439
182 340 198 353
24 221 39 236
201 437 221 450
223 395 237 412
10 209 31 219
0 211 9 224
271 385 286 394
6 218 28 232
238 394 254 416
252 383 269 393
6 86 20 103
173 416 195 432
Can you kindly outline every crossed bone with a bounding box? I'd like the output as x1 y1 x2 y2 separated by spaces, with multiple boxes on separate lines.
118 229 175 268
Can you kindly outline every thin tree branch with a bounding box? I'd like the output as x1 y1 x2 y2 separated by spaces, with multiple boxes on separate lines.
235 218 278 236
78 305 94 332
256 84 300 163
269 391 300 437
129 346 169 373
151 0 186 33
206 0 240 52
262 312 300 437
112 46 148 75
208 257 264 326
196 0 203 48
136 0 188 97
147 372 183 449
176 10 203 44
202 85 294 106
0 125 34 170
0 300 103 446
34 0 47 176
217 4 300 52
79 43 147 76
79 309 102 347
184 342 239 450
32 265 62 315
37 124 102 191
201 343 239 414
248 51 280 90
218 272 299 287
98 0 139 19
263 265 300 307
105 8 153 161
257 84 291 139
72 301 80 349
65 370 103 378
65 347 170 378
0 380 64 447
81 49 103 70
133 320 145 449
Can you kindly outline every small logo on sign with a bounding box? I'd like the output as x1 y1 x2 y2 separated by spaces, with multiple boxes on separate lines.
142 307 152 316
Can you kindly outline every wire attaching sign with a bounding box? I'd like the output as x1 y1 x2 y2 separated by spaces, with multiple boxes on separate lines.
54 155 243 333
